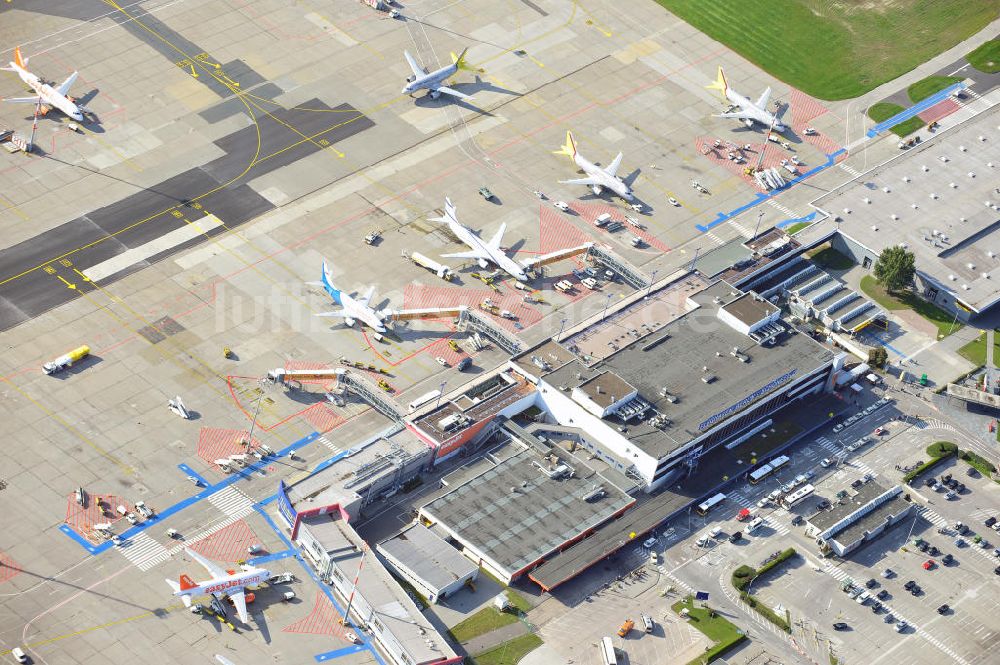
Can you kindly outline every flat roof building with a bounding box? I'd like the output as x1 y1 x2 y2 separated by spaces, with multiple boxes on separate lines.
377 524 478 604
512 277 843 491
418 438 634 583
805 481 914 557
799 105 1000 320
280 503 462 665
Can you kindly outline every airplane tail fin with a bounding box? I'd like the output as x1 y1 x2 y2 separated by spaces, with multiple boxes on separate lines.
320 260 343 305
179 574 198 591
428 197 457 224
552 131 577 158
13 47 27 69
451 48 471 71
707 66 728 97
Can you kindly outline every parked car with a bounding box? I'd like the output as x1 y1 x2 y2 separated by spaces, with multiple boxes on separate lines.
833 622 849 631
937 604 950 615
865 578 878 589
832 423 844 433
729 531 742 543
817 499 831 510
820 458 834 468
877 589 890 601
922 559 935 570
929 546 940 557
791 515 804 526
881 568 895 578
985 516 997 528
884 613 895 623
942 553 954 565
904 580 916 590
994 565 1000 576
896 620 907 632
872 601 883 613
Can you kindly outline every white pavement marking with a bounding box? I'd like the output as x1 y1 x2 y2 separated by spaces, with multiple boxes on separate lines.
116 532 171 571
207 486 255 519
316 435 339 453
705 231 726 245
84 214 225 282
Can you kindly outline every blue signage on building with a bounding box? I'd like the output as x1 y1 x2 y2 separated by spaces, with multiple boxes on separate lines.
697 369 797 431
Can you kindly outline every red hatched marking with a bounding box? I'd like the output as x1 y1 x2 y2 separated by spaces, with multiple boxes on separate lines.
801 130 843 157
538 205 592 254
302 403 346 433
197 427 261 472
789 89 829 127
919 99 961 125
0 551 21 584
189 519 259 563
568 201 670 252
64 493 130 541
424 337 467 366
283 591 348 637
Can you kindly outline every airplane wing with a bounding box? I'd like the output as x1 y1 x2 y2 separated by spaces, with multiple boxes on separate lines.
441 250 484 260
433 85 473 100
715 110 752 119
604 152 624 178
487 222 506 250
317 310 350 318
404 51 425 77
755 86 772 110
229 588 250 624
559 177 601 186
3 96 41 104
56 71 78 97
185 547 228 579
359 285 375 306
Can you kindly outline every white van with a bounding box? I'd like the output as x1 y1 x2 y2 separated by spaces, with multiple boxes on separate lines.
746 517 765 534
11 647 27 663
641 614 654 633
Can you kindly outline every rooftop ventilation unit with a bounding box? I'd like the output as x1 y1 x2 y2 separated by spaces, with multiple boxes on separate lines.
582 485 606 502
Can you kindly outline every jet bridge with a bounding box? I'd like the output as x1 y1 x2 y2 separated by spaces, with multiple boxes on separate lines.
586 244 650 290
268 367 404 421
388 306 466 321
523 243 593 271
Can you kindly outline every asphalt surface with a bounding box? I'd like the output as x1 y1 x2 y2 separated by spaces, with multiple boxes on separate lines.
0 100 375 331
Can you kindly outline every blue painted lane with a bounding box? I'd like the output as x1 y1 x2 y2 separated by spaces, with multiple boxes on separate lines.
696 149 846 233
248 548 297 565
177 463 208 486
776 211 819 229
866 83 965 137
60 431 322 552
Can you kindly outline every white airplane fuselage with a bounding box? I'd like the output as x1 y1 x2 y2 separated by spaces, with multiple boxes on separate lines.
403 62 458 98
723 88 785 132
573 152 633 201
338 293 387 332
8 62 84 121
445 218 528 281
174 568 271 603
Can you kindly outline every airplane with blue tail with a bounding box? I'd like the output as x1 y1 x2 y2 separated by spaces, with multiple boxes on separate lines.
311 260 388 332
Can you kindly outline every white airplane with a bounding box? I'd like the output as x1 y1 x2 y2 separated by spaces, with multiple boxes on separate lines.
401 48 473 100
312 260 388 333
553 131 635 201
166 547 270 624
707 66 786 133
430 197 529 281
1 47 85 122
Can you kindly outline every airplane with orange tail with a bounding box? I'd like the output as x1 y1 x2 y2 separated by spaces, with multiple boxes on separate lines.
166 547 271 624
1 46 85 122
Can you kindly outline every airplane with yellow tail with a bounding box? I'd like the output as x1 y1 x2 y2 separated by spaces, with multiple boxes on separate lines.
707 66 786 132
402 47 474 100
553 131 635 201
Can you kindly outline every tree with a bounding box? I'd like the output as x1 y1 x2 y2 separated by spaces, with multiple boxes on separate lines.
868 346 888 368
873 246 916 293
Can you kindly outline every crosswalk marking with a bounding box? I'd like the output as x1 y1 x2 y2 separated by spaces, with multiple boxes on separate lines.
765 516 789 536
766 199 798 218
839 162 864 178
918 506 948 528
116 532 172 572
317 435 339 453
705 230 726 245
728 219 754 238
728 491 753 509
208 486 255 519
918 418 957 433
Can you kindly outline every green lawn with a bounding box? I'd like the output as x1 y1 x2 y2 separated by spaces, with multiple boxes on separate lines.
967 39 1000 73
672 596 747 665
859 275 962 338
957 330 1000 367
807 245 854 271
651 0 997 100
785 222 811 236
505 589 533 614
908 75 963 103
867 102 925 137
471 634 543 665
450 607 519 643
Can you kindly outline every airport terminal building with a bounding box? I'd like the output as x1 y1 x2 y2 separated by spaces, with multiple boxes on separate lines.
510 279 844 492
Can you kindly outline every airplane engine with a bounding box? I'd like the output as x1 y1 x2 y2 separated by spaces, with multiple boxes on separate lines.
744 119 754 129
478 258 489 269
430 89 441 99
590 184 603 196
345 317 356 328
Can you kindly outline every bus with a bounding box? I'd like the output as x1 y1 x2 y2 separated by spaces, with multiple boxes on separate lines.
748 454 790 485
599 636 617 665
780 483 815 509
696 492 727 516
407 390 442 413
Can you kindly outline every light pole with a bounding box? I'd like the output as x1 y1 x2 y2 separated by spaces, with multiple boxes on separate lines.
435 380 447 409
243 377 267 449
557 317 568 342
603 293 613 321
752 209 765 246
645 270 659 298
